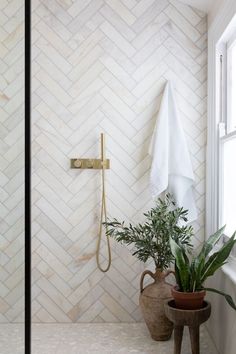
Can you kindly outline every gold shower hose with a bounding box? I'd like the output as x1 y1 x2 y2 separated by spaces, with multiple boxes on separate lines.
96 133 112 272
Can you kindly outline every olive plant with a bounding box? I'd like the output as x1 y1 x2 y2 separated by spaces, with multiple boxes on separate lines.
104 194 193 271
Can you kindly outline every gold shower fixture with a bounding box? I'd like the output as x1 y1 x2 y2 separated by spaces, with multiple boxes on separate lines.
70 158 110 169
70 133 111 273
70 145 110 170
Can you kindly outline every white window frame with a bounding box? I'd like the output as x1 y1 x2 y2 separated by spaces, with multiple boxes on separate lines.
227 34 236 133
218 39 236 238
207 10 236 281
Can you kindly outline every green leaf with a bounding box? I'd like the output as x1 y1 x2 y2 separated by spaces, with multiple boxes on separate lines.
193 257 205 290
174 261 182 290
188 258 201 292
170 237 190 291
204 287 236 311
198 225 226 260
201 232 236 283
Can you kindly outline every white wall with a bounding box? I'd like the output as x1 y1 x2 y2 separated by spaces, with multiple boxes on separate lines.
207 1 236 353
31 0 207 323
208 0 225 27
179 0 214 13
206 272 236 354
0 0 24 323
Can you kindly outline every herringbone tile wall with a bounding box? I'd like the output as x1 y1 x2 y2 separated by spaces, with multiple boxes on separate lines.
21 0 204 324
0 0 25 323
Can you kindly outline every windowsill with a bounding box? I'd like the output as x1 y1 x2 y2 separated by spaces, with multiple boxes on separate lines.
222 257 236 285
212 243 236 285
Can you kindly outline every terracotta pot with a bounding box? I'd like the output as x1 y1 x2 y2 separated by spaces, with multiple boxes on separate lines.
139 268 174 341
171 286 206 310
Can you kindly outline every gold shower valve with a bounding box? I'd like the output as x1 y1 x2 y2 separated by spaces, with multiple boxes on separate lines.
87 159 93 168
74 159 82 168
70 158 110 169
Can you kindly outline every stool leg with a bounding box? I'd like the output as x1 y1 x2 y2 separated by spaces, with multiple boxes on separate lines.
174 325 184 354
189 326 200 354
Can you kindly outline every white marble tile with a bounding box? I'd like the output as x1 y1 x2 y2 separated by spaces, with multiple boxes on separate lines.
1 0 207 325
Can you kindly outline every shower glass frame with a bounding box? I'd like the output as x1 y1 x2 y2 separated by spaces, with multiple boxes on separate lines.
25 0 31 354
25 0 31 353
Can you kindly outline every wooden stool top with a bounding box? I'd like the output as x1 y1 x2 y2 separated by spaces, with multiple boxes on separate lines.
164 300 211 327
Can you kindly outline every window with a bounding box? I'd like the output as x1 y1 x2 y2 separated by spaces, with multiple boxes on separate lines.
207 8 236 279
219 34 236 237
221 137 236 235
227 37 236 133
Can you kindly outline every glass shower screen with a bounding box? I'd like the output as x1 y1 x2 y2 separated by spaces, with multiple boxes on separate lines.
0 0 25 353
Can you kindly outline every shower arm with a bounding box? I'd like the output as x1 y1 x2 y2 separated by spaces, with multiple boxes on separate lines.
70 134 110 169
101 132 104 164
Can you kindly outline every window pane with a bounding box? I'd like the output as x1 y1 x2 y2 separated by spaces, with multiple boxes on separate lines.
229 43 236 132
222 137 236 235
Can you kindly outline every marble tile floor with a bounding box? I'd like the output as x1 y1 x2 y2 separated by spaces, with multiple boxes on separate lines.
0 323 218 354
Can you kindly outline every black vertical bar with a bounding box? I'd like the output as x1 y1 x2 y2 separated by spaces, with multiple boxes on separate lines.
25 0 31 353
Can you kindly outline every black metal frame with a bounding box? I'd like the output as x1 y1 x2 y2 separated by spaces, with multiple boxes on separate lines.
25 0 31 353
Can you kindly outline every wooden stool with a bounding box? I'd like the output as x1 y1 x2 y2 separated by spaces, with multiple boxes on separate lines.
164 300 211 354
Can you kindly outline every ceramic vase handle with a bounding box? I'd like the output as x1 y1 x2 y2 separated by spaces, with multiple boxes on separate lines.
164 270 175 278
140 270 155 293
164 269 175 286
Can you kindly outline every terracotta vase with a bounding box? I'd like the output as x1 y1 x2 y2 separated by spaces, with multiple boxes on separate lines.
171 286 206 310
139 268 174 341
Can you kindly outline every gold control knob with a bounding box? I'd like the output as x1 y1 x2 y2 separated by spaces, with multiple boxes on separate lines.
74 159 82 168
87 159 93 168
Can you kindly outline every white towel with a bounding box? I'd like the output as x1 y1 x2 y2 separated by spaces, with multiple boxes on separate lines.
149 81 197 223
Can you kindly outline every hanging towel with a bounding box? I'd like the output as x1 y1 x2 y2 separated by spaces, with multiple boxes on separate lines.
148 81 197 223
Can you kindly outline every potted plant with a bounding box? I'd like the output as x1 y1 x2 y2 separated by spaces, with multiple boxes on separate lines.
104 194 193 341
169 225 236 310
